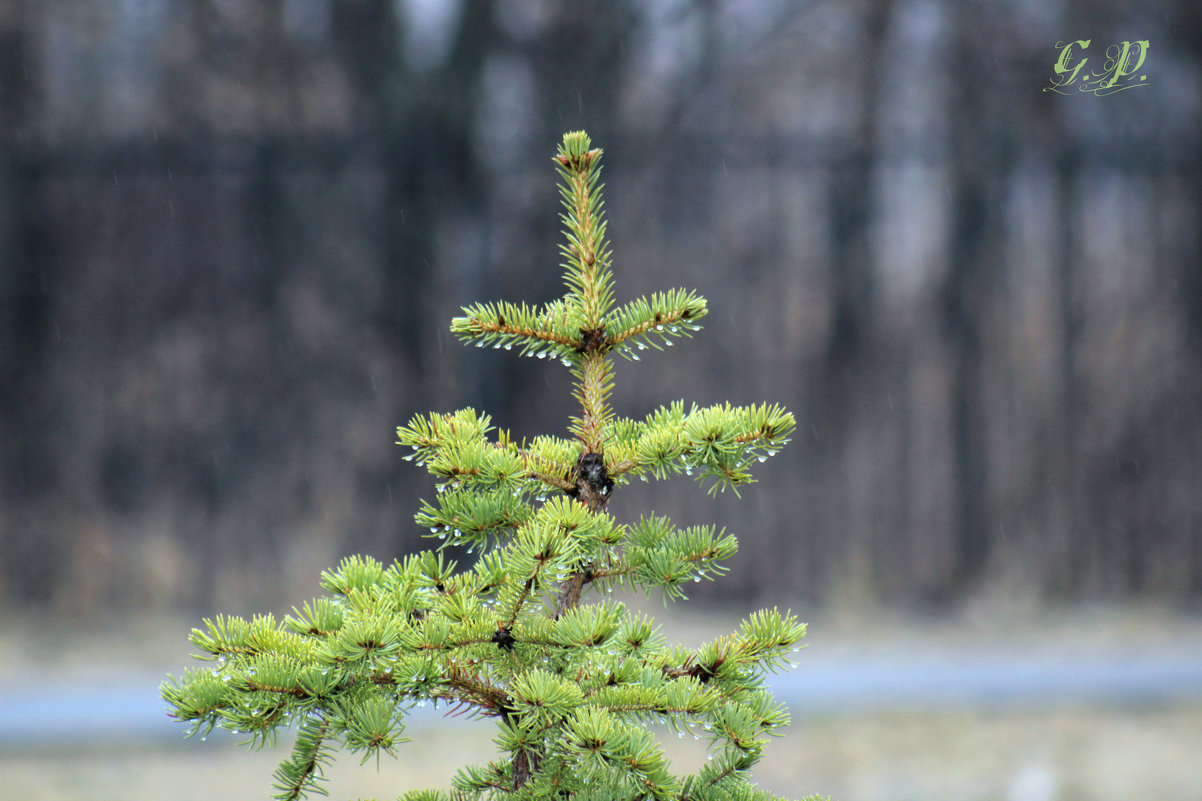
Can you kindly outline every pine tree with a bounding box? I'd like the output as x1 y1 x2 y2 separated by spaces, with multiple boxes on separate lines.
163 131 819 801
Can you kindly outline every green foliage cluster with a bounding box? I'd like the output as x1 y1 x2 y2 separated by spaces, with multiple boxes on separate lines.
163 131 819 801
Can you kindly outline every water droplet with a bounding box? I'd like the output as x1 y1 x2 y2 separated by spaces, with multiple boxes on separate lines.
504 344 512 351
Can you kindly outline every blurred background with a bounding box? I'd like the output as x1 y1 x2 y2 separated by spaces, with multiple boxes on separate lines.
2 1 1201 799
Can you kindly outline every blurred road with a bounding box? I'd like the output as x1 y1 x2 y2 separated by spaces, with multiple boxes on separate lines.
4 643 1202 744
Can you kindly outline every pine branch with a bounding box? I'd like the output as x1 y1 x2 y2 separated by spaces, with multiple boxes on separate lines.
273 714 334 801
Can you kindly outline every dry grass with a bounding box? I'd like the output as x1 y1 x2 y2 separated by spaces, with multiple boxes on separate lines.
2 703 1201 801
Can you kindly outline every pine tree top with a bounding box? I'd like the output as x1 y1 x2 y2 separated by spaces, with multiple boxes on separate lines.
163 130 818 801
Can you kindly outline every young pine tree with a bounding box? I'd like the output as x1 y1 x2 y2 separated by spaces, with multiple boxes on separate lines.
163 131 819 801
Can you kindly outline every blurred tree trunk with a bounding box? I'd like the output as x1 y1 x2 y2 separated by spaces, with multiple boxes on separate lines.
816 0 892 599
1174 5 1202 367
939 5 1012 600
1167 1 1202 598
327 1 498 564
1047 141 1083 596
330 0 493 378
0 0 61 606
